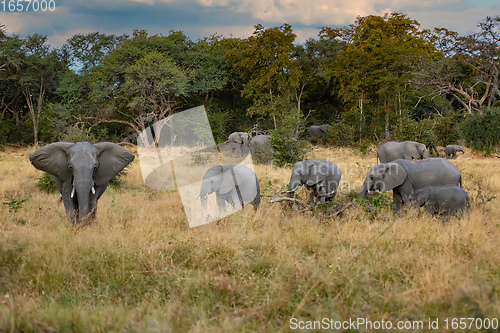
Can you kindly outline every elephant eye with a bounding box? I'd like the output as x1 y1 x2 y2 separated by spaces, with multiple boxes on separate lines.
93 164 99 171
67 164 73 170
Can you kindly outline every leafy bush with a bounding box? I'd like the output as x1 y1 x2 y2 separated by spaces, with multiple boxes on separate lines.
270 108 308 166
433 112 463 146
326 121 356 147
3 194 30 213
462 108 500 154
35 173 59 193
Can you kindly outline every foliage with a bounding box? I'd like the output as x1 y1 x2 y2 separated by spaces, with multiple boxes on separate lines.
35 173 58 194
461 107 500 154
269 108 307 166
227 24 299 122
326 121 356 147
3 193 30 212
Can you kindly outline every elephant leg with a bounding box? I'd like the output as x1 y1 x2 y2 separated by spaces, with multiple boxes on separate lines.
393 191 403 213
216 193 226 214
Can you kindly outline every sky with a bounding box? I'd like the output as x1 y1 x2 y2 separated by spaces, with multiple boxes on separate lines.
0 0 499 47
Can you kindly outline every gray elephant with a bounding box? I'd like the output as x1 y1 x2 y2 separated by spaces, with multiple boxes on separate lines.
288 159 342 203
377 141 430 163
409 185 468 216
249 134 273 163
444 145 464 159
199 164 260 213
228 132 251 156
29 142 135 225
360 158 462 212
307 124 332 143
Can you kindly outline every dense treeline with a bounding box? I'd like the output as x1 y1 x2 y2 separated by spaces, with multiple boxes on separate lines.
1 13 499 152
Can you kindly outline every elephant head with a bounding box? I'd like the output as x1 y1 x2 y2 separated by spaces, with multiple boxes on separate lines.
359 162 407 198
199 165 238 208
406 141 429 160
29 142 135 225
408 188 429 207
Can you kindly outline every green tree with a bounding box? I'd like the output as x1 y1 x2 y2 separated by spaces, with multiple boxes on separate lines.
321 13 436 139
227 24 300 127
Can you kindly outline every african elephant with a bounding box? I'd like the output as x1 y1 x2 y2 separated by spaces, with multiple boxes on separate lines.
359 158 462 212
249 134 273 163
29 142 135 225
199 164 260 213
377 141 430 163
228 132 251 156
288 159 342 203
409 185 468 216
307 124 332 143
444 145 464 159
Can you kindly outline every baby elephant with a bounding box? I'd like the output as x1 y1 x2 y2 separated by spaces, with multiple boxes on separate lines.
444 145 464 159
409 185 468 216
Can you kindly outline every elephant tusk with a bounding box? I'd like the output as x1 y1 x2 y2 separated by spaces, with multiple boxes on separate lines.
91 186 95 195
282 185 299 194
70 187 75 198
194 194 200 199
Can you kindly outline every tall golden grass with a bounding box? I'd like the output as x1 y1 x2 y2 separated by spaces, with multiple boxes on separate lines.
0 144 498 332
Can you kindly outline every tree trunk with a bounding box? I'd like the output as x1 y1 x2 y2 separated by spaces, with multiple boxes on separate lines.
385 110 390 140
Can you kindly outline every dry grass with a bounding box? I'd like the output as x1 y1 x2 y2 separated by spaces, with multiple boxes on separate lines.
0 144 499 332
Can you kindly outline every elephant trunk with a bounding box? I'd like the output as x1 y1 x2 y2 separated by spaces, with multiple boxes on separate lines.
73 170 95 224
288 179 301 198
199 181 212 208
359 180 368 199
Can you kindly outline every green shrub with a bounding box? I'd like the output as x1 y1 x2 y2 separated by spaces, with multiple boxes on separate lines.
461 108 500 155
35 173 59 193
326 121 356 147
270 108 308 167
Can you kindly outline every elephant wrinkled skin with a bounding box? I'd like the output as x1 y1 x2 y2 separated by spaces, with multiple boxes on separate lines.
444 145 465 159
288 159 342 203
409 185 468 216
199 164 260 213
377 141 429 163
360 158 462 212
307 125 332 143
228 132 251 156
29 142 135 225
249 134 273 163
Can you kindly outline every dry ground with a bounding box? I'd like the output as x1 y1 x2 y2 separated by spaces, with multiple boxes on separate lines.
0 144 498 332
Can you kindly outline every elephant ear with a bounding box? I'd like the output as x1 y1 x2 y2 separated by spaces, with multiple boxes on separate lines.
93 142 135 185
29 142 75 182
234 134 244 144
380 163 406 191
219 167 242 195
403 143 419 159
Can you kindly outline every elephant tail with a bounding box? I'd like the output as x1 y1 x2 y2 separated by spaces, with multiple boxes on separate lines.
459 174 462 188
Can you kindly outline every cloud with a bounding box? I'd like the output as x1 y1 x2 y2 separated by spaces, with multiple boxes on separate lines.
0 0 497 47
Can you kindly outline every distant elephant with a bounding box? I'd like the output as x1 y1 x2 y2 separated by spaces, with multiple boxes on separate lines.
409 185 468 216
377 141 430 163
444 145 464 159
249 134 273 163
199 164 260 213
360 158 462 212
29 142 135 225
288 159 342 203
307 124 332 143
228 132 251 156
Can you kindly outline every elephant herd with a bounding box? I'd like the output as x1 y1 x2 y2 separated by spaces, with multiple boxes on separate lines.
29 138 469 227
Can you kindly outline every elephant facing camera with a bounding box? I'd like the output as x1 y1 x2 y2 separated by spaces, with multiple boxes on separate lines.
29 141 135 226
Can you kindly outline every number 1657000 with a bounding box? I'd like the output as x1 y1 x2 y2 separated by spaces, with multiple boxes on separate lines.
1 0 56 12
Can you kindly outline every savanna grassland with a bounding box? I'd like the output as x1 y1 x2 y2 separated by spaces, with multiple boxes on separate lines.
0 145 499 332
